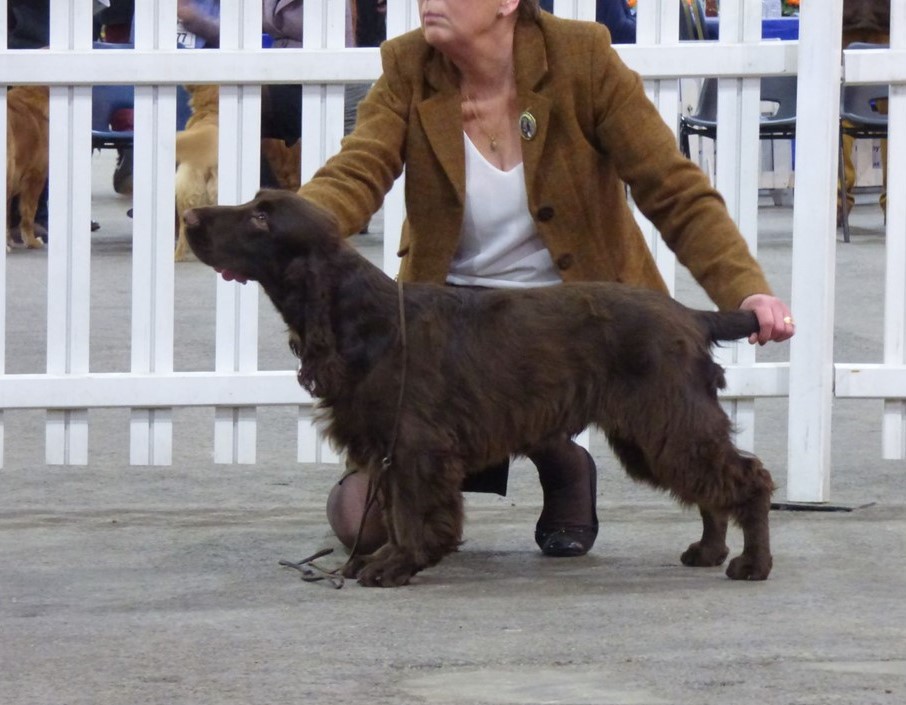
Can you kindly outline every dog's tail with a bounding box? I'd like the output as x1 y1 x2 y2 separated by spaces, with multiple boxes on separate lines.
697 309 760 343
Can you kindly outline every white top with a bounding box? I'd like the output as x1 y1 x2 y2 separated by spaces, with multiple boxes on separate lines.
446 134 561 289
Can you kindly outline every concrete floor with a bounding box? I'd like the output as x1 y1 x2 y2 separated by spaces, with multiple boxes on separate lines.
1 152 903 705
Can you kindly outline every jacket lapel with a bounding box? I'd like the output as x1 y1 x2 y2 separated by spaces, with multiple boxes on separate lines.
414 20 553 206
417 53 466 203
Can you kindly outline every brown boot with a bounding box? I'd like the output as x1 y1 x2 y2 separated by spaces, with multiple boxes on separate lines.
531 441 599 557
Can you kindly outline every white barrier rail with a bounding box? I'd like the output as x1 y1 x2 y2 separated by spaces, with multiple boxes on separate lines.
1 0 904 506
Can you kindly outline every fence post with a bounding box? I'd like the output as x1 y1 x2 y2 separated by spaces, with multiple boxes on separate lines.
786 0 844 501
0 6 7 467
634 0 680 288
881 3 906 457
213 0 263 464
710 1 763 453
45 0 94 465
130 0 178 465
381 1 422 277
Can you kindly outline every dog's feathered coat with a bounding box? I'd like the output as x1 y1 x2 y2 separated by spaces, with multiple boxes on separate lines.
185 190 774 587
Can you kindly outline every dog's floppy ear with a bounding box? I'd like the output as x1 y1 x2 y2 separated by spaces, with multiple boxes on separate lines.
261 193 342 253
283 257 347 398
290 195 341 237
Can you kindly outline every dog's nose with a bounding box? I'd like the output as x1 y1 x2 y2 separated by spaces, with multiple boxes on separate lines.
183 209 200 228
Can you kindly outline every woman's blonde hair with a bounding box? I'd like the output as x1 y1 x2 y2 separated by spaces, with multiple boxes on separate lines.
517 0 541 22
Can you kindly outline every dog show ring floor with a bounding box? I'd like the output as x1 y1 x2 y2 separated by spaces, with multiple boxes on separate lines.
1 152 904 705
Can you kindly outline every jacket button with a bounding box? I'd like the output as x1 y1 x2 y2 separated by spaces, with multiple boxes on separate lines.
537 206 555 222
556 253 574 270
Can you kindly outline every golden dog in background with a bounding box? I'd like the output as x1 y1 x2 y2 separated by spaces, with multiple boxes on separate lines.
173 85 301 261
174 85 219 261
6 85 50 252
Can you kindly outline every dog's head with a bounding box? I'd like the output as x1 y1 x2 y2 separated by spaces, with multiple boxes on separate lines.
183 189 340 285
184 84 219 114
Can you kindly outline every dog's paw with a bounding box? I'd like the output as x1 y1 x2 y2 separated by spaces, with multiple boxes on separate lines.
350 546 417 587
357 562 414 587
725 552 772 580
681 540 730 567
340 554 369 579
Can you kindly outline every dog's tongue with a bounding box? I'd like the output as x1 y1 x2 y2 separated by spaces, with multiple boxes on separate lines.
217 268 249 285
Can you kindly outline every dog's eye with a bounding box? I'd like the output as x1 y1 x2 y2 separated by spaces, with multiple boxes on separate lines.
250 210 268 230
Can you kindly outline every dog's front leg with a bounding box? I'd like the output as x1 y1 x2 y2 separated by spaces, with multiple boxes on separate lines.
354 454 464 587
681 506 730 567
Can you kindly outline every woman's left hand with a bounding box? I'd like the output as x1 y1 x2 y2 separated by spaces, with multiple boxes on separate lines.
739 293 795 345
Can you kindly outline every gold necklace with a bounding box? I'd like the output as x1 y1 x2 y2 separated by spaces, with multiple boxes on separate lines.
466 94 499 152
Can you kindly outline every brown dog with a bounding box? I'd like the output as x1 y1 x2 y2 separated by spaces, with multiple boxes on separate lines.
6 85 49 252
184 190 775 587
173 85 301 261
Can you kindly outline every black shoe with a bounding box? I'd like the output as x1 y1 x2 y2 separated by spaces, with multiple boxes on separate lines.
535 525 599 557
533 444 599 557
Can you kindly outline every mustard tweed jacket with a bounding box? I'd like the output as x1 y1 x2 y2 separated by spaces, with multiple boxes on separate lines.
298 12 772 311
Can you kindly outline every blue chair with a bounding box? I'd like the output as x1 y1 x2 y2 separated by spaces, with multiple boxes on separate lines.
91 42 192 150
679 76 798 158
91 84 135 151
91 41 135 152
757 75 799 141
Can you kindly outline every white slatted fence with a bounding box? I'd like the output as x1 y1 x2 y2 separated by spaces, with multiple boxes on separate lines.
1 0 904 506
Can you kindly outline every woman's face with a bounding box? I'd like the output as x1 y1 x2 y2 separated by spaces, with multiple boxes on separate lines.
417 0 503 50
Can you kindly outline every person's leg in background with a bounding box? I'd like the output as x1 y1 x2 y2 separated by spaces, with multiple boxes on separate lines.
839 124 857 226
839 26 890 225
880 133 887 217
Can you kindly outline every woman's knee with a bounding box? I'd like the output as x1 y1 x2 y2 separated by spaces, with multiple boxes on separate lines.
326 470 388 554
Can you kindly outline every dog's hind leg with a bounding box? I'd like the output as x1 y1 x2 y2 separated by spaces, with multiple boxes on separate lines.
15 176 46 249
608 433 732 566
611 421 773 579
680 507 730 568
670 443 773 580
610 433 728 569
722 452 774 580
354 453 465 587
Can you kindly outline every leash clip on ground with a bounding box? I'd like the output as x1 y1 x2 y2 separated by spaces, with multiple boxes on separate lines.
279 548 345 589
